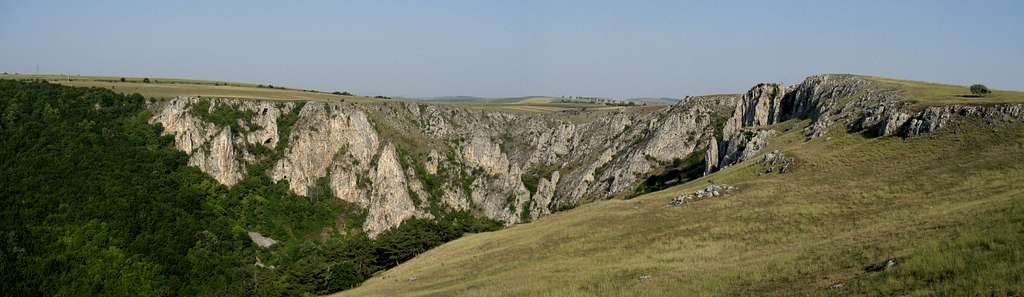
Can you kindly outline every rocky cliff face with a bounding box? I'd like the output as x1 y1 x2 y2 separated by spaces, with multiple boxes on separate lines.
856 102 1024 137
151 95 735 237
151 75 1024 237
708 74 1024 173
781 75 1024 139
150 97 295 185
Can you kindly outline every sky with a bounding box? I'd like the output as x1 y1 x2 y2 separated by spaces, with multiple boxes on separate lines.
1 0 1022 98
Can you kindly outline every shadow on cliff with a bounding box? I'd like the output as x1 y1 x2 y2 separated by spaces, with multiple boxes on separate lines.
627 150 707 199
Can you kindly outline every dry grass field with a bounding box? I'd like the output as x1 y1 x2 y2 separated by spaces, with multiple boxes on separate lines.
336 117 1024 296
864 76 1024 109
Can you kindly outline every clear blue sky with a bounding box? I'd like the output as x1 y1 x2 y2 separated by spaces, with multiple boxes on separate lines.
2 0 1022 98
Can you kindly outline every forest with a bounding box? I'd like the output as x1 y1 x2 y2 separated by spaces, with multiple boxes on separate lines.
0 80 501 296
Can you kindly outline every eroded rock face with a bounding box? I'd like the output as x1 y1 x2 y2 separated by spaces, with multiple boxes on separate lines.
189 127 243 185
152 95 733 236
153 75 1024 237
715 82 790 172
896 104 1024 137
719 129 777 168
271 102 379 198
149 97 294 185
783 75 1024 139
723 83 785 139
707 74 1024 173
363 143 429 236
778 74 875 139
703 139 719 175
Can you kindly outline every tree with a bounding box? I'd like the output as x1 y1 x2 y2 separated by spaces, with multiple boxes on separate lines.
143 78 151 83
120 77 126 82
970 84 991 96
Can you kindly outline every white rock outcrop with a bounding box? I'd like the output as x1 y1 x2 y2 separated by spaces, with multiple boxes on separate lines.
153 74 1024 237
152 96 732 236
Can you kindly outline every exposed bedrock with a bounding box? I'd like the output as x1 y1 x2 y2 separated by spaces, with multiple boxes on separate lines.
151 75 1024 236
151 95 734 236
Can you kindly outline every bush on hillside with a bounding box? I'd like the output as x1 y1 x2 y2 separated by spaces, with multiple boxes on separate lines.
970 84 991 96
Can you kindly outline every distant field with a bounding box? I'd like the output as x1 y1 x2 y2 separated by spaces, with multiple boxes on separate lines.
417 95 643 113
0 74 645 113
517 96 555 104
0 73 376 102
0 73 263 87
864 76 1024 108
429 99 621 112
337 118 1024 296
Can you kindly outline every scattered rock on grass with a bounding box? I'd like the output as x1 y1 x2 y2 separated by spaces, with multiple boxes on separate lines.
762 150 795 174
864 258 898 272
669 184 736 207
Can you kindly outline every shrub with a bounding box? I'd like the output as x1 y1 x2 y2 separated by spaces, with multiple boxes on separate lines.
120 77 126 82
970 84 991 96
142 77 151 83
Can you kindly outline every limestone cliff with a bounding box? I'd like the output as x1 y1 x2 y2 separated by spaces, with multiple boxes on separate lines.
151 74 1024 237
151 95 734 237
149 97 295 185
709 74 1024 173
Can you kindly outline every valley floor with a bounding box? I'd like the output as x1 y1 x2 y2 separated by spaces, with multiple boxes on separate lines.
335 119 1024 296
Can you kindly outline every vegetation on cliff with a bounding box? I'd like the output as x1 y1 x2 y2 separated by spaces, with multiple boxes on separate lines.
0 80 500 296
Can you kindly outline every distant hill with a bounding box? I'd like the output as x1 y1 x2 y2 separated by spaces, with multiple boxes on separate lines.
415 96 492 101
419 96 680 106
624 97 680 105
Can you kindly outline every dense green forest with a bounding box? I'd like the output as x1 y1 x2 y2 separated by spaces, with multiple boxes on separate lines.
0 80 501 296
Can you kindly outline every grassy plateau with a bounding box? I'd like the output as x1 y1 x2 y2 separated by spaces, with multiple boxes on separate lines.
864 76 1024 108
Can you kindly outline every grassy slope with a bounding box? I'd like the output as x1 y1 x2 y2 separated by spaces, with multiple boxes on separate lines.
335 115 1024 296
863 76 1024 108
